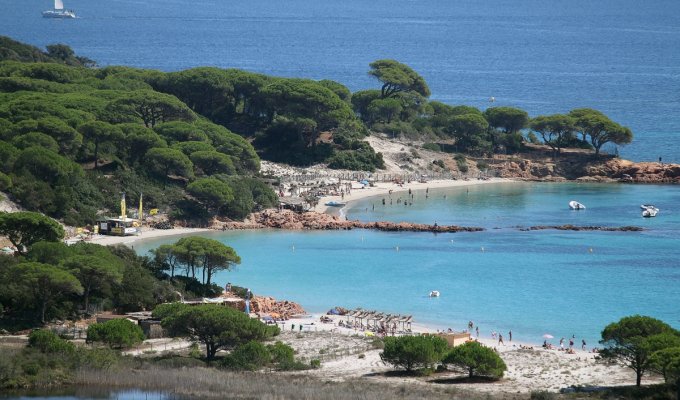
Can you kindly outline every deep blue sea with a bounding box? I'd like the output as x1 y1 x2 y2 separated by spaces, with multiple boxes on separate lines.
3 0 680 161
136 182 680 346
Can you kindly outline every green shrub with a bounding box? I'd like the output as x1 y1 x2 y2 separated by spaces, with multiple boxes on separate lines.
433 159 445 169
380 335 448 372
422 142 441 152
530 391 557 400
28 329 75 354
152 356 206 369
476 160 488 170
268 341 295 366
0 172 11 191
86 319 145 349
221 341 271 371
527 132 540 144
443 341 506 379
310 359 321 369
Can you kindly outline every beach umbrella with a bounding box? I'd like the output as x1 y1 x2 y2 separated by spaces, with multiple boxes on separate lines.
542 334 554 339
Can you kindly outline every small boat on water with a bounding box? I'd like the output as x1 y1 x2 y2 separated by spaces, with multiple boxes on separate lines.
429 290 440 297
641 204 659 218
569 200 586 210
43 0 76 18
325 201 346 207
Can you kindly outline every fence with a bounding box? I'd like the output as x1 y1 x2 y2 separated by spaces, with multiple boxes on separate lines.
279 169 497 184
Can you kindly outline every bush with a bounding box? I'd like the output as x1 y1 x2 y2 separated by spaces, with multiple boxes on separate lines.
28 329 74 354
527 132 540 144
310 359 321 369
268 341 295 366
476 160 488 171
432 159 445 169
530 391 557 400
442 341 506 379
86 319 145 349
380 335 448 372
221 341 271 371
422 142 441 152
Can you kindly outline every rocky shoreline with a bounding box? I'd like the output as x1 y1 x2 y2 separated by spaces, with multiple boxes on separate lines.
214 210 643 234
493 153 680 183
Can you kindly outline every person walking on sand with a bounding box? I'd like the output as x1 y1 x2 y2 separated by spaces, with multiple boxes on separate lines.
498 333 504 346
508 330 512 342
581 339 586 351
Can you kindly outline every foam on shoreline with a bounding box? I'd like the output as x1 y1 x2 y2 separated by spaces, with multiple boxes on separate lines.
314 177 511 215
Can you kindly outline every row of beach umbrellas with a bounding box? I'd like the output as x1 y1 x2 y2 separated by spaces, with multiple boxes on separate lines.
344 308 413 331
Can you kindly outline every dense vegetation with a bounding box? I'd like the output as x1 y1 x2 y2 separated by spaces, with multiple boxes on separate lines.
0 36 634 225
0 36 277 226
0 214 239 328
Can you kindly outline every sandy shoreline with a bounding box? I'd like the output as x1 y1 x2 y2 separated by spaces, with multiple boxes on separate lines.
274 312 650 394
313 177 511 214
83 227 212 247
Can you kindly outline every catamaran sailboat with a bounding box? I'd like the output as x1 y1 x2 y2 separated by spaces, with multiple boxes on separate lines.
42 0 76 18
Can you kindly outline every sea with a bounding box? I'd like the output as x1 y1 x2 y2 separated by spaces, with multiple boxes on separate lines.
136 182 680 346
3 0 680 162
3 0 680 345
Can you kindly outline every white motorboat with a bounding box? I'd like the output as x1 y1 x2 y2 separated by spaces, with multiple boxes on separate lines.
569 200 586 210
43 0 76 18
641 204 659 218
429 290 440 297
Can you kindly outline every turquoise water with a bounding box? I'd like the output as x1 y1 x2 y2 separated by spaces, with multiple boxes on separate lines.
2 0 680 161
136 182 680 346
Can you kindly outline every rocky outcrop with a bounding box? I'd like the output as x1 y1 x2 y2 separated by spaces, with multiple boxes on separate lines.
521 225 643 232
250 295 306 320
583 159 680 183
490 151 679 183
249 209 484 233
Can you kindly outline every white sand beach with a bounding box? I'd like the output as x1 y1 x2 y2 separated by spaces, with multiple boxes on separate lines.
313 177 510 214
275 313 657 394
84 227 211 247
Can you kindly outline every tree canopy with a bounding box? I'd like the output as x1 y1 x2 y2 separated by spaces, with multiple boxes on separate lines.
600 315 680 386
4 262 83 323
0 211 64 254
159 303 279 359
368 59 430 98
443 341 506 379
380 335 448 372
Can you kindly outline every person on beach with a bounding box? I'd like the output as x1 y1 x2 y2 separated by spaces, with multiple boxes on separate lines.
581 339 586 350
508 330 512 342
498 333 504 345
560 337 565 349
569 338 574 349
475 326 479 338
291 324 295 331
468 320 474 330
299 324 303 332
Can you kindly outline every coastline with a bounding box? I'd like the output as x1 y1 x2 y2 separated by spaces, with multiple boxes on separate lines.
84 227 212 247
314 177 511 215
277 312 646 394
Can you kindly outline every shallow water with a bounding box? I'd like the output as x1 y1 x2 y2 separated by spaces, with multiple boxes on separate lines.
2 0 680 161
0 388 181 400
136 182 680 346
